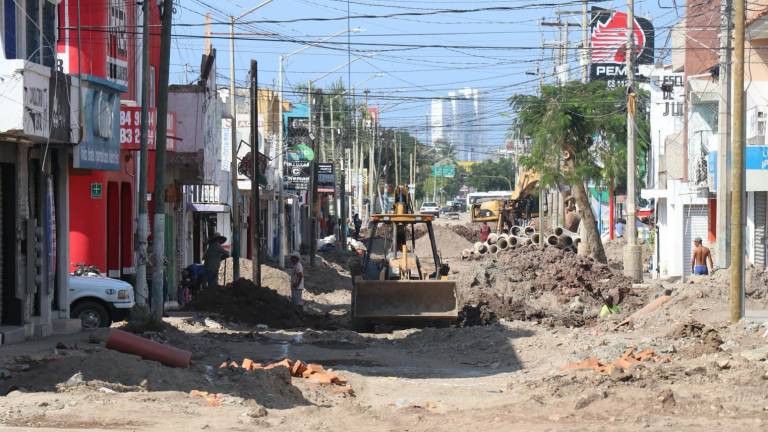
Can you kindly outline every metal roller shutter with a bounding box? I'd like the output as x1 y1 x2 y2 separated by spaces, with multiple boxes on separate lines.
683 205 709 275
755 192 767 267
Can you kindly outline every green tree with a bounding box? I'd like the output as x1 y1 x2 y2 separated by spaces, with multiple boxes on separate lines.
508 81 642 263
465 157 516 191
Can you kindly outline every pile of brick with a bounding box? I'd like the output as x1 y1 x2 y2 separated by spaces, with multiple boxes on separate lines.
219 358 353 395
562 347 671 375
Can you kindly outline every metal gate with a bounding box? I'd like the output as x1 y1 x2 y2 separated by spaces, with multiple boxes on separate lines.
755 192 767 267
683 205 709 275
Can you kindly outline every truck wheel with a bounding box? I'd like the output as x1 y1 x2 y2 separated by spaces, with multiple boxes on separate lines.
72 301 112 329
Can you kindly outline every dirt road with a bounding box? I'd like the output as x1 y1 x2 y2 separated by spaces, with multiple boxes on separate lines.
2 226 768 431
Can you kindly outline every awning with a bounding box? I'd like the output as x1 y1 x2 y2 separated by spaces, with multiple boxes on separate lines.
187 203 230 213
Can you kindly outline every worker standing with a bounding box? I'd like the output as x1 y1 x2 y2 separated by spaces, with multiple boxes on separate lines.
203 232 229 288
480 221 491 243
289 252 305 307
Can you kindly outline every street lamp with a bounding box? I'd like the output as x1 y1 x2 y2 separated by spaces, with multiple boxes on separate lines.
276 27 362 267
227 0 276 280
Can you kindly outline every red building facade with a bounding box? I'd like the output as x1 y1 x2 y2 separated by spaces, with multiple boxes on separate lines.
58 0 162 277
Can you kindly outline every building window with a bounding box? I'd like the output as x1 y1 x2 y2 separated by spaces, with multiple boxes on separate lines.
107 0 128 86
42 0 55 67
26 0 40 63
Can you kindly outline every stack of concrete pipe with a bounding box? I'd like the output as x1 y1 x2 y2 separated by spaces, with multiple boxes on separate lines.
460 225 580 260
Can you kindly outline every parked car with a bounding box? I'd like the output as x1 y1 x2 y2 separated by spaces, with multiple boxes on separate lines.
419 201 440 217
69 273 135 329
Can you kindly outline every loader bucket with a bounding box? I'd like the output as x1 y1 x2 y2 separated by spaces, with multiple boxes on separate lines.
352 280 458 322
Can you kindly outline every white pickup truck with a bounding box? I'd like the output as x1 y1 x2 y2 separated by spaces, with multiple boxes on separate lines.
69 274 135 329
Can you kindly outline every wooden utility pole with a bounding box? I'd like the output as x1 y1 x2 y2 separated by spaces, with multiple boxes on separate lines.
730 0 746 323
135 0 150 307
623 0 643 282
250 60 262 288
151 0 173 321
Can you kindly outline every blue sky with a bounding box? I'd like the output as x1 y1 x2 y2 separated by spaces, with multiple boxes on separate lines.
170 0 682 158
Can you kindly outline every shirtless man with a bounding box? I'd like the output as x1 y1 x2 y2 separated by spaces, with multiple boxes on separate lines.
691 237 714 275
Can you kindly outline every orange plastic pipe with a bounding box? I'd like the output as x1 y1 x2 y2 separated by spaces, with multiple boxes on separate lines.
106 329 192 368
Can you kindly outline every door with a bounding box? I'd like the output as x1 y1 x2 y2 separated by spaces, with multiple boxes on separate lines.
0 163 21 325
683 204 709 275
107 182 120 277
755 192 767 267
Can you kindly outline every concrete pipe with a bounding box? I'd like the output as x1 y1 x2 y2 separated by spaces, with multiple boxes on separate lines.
531 233 540 244
554 226 579 238
474 242 488 255
524 226 536 236
547 235 559 246
573 238 581 248
511 235 530 246
489 244 499 254
494 251 503 259
558 235 574 247
497 235 510 250
487 233 498 245
510 226 523 236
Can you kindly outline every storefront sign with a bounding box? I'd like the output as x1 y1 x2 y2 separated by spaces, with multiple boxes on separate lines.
73 76 124 170
590 7 654 87
23 77 49 138
710 147 768 192
49 71 71 143
119 106 177 151
317 163 335 193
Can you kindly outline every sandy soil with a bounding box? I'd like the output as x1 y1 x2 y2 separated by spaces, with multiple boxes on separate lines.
2 221 768 431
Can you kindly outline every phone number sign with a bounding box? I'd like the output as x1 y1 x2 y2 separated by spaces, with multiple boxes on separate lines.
119 106 176 151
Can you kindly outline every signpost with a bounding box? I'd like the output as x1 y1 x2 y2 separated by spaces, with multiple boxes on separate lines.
317 163 335 193
431 165 456 178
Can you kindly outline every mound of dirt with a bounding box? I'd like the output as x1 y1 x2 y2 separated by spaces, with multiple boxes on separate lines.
450 224 480 243
187 279 305 328
456 247 640 327
3 349 307 409
415 225 473 260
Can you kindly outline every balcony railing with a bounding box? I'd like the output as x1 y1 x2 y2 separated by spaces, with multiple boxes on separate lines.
183 184 220 204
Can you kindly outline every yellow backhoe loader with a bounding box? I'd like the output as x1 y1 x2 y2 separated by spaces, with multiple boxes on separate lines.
349 185 458 329
469 169 541 232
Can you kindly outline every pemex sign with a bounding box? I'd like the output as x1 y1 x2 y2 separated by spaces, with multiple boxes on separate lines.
590 7 654 88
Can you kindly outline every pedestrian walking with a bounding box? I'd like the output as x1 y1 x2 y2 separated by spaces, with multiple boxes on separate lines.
691 237 714 275
289 252 304 307
353 213 362 240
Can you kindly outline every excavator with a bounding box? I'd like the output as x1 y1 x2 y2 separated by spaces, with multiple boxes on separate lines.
349 185 457 329
470 169 541 232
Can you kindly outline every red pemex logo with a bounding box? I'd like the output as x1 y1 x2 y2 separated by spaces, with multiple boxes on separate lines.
591 12 645 63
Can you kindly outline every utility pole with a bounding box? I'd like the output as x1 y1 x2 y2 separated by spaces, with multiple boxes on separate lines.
135 0 150 308
582 0 589 83
228 17 241 281
395 132 400 185
151 0 173 321
365 90 373 221
716 0 732 269
730 0 746 323
309 89 322 266
250 60 262 288
623 0 643 282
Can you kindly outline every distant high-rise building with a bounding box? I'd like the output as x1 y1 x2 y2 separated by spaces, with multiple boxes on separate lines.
429 87 485 161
